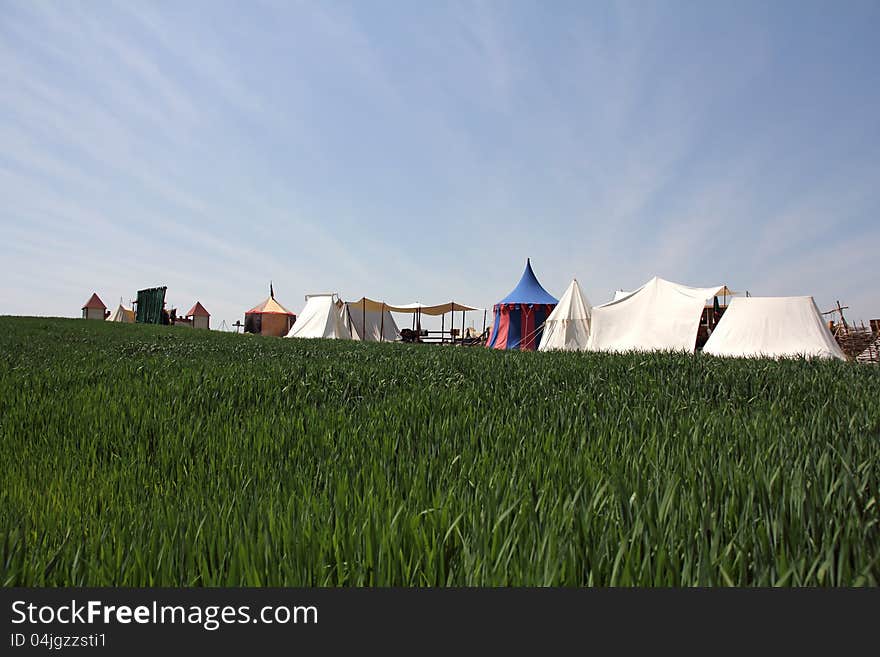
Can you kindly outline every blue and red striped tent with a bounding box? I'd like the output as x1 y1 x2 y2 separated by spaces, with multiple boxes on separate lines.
487 259 558 351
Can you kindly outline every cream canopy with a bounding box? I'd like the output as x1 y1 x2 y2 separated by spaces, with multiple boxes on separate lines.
345 298 482 315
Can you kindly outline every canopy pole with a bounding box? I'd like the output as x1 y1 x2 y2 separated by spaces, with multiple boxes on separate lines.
362 298 366 342
482 310 487 335
453 303 458 345
461 310 465 345
441 311 445 343
380 303 385 342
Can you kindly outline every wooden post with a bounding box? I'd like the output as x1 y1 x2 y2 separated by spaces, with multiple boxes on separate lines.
380 303 385 342
837 301 849 329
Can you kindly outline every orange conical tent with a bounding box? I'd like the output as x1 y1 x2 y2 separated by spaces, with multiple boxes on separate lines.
246 296 295 316
244 289 296 337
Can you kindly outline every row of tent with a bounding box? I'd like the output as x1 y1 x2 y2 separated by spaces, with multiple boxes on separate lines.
284 259 846 360
532 271 845 360
89 258 850 360
286 295 484 341
84 292 211 328
285 295 400 341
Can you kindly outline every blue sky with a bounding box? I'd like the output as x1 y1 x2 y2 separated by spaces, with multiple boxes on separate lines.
1 0 878 328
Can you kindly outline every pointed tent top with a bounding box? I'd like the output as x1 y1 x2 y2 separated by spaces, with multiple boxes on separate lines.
498 259 557 305
186 301 210 317
82 292 106 310
544 279 591 323
246 296 295 315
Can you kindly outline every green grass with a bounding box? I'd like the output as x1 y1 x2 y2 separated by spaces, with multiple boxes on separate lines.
1 316 878 586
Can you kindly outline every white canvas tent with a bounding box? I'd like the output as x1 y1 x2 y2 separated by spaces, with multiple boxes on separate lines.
107 303 135 323
588 276 723 352
344 298 400 342
538 279 592 351
286 294 352 340
703 296 846 360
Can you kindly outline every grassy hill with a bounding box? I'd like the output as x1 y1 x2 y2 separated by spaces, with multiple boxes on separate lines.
1 316 878 585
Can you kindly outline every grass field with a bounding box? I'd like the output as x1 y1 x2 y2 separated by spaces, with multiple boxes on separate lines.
1 316 878 586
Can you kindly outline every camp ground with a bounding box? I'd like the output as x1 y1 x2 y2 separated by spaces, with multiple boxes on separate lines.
79 257 878 363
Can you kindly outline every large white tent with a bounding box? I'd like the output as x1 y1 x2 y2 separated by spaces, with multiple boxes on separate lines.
588 276 723 353
703 296 846 360
538 279 592 351
286 294 352 340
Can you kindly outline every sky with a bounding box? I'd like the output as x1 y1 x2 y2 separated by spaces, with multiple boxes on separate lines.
1 0 879 329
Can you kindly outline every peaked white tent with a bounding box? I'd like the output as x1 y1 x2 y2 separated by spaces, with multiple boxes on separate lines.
107 303 135 323
538 279 592 351
588 276 723 353
344 299 400 342
703 296 846 360
286 294 352 340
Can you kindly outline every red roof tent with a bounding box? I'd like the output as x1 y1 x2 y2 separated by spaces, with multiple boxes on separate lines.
82 293 106 310
186 301 210 318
